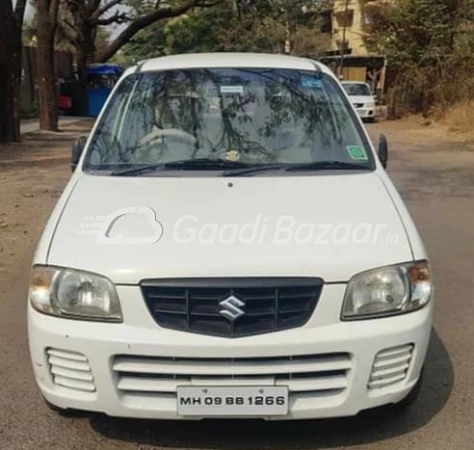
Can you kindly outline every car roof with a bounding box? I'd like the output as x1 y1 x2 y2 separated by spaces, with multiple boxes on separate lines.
124 53 332 76
341 81 369 85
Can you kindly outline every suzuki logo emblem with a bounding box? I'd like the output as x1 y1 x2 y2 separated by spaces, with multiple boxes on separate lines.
219 295 246 321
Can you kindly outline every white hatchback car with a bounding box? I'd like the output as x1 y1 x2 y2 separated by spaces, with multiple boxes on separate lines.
341 81 377 122
28 53 433 421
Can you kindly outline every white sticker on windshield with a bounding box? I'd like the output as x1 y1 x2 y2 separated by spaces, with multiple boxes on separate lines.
220 85 244 94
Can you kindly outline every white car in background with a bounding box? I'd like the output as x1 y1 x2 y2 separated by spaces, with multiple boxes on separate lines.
28 53 432 421
342 81 377 122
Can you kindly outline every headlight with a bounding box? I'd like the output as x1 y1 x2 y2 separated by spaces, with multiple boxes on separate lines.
366 101 376 108
342 261 432 320
29 266 122 322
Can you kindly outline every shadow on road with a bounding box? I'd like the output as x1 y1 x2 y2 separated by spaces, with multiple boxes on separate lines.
89 328 453 449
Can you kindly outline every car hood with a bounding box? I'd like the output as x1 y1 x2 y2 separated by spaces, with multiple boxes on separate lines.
347 95 373 104
48 173 413 284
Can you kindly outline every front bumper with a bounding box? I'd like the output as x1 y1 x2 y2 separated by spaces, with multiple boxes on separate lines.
356 108 375 119
28 284 433 420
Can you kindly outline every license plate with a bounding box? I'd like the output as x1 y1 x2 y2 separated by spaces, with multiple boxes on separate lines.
177 386 288 417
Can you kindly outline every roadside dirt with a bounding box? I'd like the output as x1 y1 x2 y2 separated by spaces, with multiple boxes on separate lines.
0 121 93 302
0 120 93 167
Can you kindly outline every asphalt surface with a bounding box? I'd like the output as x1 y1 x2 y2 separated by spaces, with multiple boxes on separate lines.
1 121 474 449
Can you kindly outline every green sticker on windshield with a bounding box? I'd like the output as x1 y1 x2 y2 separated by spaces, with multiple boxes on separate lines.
347 145 368 161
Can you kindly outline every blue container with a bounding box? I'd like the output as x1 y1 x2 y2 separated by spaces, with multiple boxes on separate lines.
88 87 112 117
86 64 124 117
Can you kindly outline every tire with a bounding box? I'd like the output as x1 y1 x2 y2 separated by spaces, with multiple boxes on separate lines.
43 396 88 418
393 370 424 411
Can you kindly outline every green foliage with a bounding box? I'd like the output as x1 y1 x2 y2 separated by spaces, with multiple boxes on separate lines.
165 8 230 54
121 0 332 64
367 0 474 115
20 100 39 119
121 23 167 63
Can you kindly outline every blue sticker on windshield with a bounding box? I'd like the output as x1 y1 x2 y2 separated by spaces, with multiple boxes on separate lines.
301 76 323 89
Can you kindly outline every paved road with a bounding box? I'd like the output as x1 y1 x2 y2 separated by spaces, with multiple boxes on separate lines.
1 121 473 449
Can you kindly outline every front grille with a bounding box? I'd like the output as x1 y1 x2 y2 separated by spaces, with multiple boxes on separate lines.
46 348 96 392
368 344 414 389
113 353 352 397
141 278 323 338
353 103 364 108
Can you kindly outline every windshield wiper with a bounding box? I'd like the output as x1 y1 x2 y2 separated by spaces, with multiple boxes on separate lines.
111 159 370 177
284 161 370 172
111 158 251 176
224 161 370 177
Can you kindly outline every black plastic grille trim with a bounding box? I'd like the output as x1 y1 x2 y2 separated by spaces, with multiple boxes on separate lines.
141 278 323 338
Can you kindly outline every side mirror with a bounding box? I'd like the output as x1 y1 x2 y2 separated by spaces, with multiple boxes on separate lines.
378 133 388 169
71 136 87 172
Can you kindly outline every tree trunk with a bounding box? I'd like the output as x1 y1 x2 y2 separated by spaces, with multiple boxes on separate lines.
37 0 59 131
0 0 25 143
63 0 92 117
75 50 89 117
0 47 17 143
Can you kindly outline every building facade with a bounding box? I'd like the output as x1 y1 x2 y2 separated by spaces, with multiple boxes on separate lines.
319 0 389 95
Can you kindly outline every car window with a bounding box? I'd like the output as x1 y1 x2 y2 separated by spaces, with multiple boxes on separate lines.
84 68 374 173
342 83 371 97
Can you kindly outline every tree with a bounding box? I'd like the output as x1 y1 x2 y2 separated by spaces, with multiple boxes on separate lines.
0 0 27 143
57 0 224 67
121 22 168 64
50 0 219 115
24 6 111 52
366 0 474 115
36 0 61 131
121 0 332 61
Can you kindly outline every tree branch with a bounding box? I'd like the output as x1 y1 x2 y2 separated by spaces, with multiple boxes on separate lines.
92 0 123 20
96 0 200 62
195 0 222 6
13 0 27 23
49 0 61 24
57 20 78 45
94 12 130 26
87 0 102 14
64 18 76 30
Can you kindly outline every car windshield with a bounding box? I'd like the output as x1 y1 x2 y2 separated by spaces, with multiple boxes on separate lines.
342 83 371 97
84 68 374 174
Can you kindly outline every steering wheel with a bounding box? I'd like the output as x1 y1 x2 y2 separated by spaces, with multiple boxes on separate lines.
139 127 197 148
